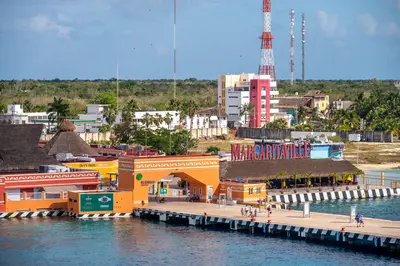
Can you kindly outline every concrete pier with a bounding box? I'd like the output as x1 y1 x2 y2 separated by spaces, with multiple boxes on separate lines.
135 202 400 257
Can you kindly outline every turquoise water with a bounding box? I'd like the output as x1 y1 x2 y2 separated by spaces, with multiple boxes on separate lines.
289 197 400 221
0 218 398 266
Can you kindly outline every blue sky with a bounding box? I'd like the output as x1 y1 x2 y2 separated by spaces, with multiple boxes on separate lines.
0 0 399 80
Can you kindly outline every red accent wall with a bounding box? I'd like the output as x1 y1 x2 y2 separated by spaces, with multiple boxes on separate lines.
249 78 271 128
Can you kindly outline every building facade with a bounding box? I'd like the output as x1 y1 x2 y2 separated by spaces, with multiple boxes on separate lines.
218 73 280 128
0 104 48 127
304 90 330 113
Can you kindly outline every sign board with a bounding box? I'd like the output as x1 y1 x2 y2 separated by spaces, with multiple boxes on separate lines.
141 180 155 186
80 193 114 212
303 202 310 218
350 205 357 223
231 142 311 161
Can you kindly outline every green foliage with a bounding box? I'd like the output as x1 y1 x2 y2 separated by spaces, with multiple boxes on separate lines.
91 92 117 109
328 136 344 143
47 97 70 125
264 118 288 129
99 124 111 133
206 146 220 154
239 103 255 126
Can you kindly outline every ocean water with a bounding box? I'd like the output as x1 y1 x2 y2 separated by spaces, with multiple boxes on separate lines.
0 218 398 266
289 196 400 221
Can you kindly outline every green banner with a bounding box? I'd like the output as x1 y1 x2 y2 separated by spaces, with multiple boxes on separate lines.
80 193 114 212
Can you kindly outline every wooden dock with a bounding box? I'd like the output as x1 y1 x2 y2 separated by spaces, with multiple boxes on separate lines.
135 202 400 257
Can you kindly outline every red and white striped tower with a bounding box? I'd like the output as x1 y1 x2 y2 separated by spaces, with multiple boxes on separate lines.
258 0 276 81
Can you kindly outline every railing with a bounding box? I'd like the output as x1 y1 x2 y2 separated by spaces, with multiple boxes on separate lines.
6 192 66 201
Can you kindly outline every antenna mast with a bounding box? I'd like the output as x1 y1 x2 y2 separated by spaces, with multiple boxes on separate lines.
258 0 276 81
290 9 295 86
117 63 119 112
302 13 305 83
173 0 177 100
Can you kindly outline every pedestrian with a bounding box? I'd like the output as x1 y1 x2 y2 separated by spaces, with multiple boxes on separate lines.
241 207 245 217
267 205 271 217
359 215 365 227
355 213 360 227
254 208 258 217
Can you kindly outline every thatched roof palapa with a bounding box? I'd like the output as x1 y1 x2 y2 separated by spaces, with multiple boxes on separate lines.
44 120 99 156
0 124 59 172
220 158 361 182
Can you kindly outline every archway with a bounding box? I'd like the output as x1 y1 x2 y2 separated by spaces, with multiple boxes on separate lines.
118 155 220 207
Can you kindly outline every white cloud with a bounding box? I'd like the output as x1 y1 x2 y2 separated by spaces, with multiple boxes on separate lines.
28 15 74 38
316 10 346 38
357 13 377 36
383 22 400 37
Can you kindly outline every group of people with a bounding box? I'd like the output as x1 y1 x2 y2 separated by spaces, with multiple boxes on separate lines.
355 213 365 227
241 205 258 218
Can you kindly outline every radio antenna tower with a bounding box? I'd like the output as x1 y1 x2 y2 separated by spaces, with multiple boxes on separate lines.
301 13 305 83
290 9 295 85
258 0 276 81
173 0 177 99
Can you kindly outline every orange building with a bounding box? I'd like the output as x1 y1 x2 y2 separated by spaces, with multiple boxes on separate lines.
0 171 99 212
118 155 220 207
219 181 266 204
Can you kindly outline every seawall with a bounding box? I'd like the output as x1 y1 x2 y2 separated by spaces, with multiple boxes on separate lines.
271 188 400 204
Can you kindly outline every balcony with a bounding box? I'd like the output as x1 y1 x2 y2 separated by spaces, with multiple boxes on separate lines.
270 90 279 96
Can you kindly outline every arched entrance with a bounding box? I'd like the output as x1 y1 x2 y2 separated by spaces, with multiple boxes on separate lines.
118 155 220 207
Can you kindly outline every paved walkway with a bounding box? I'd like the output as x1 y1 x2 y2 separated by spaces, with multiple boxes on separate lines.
149 202 400 238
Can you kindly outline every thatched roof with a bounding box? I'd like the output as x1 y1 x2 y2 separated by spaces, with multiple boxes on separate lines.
0 124 59 172
220 158 360 182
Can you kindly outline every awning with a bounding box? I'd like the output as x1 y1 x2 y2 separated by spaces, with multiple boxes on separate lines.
160 175 174 182
43 185 79 193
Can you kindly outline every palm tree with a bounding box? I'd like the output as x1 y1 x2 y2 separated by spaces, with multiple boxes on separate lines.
102 106 117 126
304 172 313 187
142 113 153 131
276 171 287 189
47 97 70 126
164 112 174 153
183 100 198 130
122 99 139 123
264 118 288 129
153 113 164 128
239 103 255 127
264 177 272 189
296 106 307 124
291 171 301 188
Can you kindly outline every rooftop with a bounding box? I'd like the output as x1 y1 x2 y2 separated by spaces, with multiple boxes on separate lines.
0 124 59 172
304 90 327 98
275 97 311 109
220 158 360 181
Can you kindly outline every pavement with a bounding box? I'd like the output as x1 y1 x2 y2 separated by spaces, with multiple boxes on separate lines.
148 202 400 239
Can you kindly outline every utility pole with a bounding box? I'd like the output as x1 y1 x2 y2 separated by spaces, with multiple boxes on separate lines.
290 9 295 86
116 63 119 113
301 13 305 83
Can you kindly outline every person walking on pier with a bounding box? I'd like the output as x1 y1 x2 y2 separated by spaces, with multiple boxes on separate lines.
359 215 365 227
241 207 245 217
355 213 360 227
267 206 272 218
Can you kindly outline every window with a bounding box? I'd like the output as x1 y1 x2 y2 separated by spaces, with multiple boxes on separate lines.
256 188 261 194
261 104 266 108
252 96 256 98
229 96 239 99
248 188 253 195
261 96 266 99
199 188 203 195
243 96 249 98
228 105 239 108
193 187 197 195
262 86 266 91
252 86 256 89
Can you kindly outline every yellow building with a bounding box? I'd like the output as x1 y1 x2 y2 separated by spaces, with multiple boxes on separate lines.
304 90 330 113
63 160 118 185
218 73 256 113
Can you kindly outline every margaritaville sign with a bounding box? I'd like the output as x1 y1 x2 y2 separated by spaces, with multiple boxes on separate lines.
231 142 311 161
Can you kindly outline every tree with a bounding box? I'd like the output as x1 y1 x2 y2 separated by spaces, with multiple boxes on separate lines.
183 100 198 130
47 97 70 125
297 106 307 124
103 106 117 126
153 113 164 128
206 146 220 154
291 171 301 188
264 118 288 129
122 99 139 123
239 103 255 126
23 100 34 113
276 171 287 189
164 112 174 153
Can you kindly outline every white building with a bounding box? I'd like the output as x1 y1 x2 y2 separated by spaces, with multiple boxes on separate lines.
184 108 228 130
218 73 280 128
78 104 109 124
0 104 48 127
